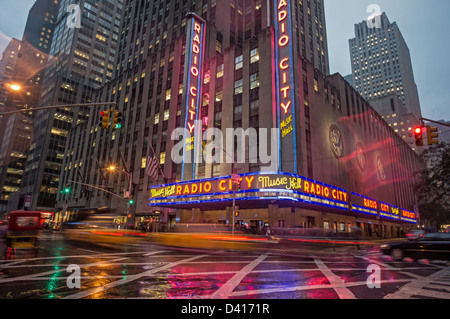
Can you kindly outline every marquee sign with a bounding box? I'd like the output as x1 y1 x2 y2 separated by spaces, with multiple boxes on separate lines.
401 209 417 224
379 201 400 220
149 172 417 224
181 13 206 181
150 172 349 211
274 0 298 173
351 193 378 216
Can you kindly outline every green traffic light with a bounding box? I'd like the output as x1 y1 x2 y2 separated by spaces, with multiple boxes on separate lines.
129 199 134 205
115 123 122 129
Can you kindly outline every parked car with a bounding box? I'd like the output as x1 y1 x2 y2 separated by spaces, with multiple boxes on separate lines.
405 229 425 241
381 233 450 262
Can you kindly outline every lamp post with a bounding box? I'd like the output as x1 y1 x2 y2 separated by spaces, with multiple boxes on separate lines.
212 144 239 235
107 163 136 229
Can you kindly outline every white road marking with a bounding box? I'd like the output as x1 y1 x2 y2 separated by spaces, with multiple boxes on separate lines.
314 258 356 299
0 257 128 284
209 254 268 299
62 254 209 299
384 267 450 299
356 256 425 279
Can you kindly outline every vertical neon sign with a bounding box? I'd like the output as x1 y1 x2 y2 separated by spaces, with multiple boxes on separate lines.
274 0 297 173
182 13 206 181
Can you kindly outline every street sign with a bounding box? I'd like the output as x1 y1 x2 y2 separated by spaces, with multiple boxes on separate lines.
24 195 32 208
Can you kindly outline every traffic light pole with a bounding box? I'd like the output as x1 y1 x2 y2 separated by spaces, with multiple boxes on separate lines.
0 102 117 116
420 117 450 128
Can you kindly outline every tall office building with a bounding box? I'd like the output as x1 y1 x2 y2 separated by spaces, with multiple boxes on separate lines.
0 0 60 214
19 0 123 211
56 0 421 238
348 12 422 122
0 38 21 111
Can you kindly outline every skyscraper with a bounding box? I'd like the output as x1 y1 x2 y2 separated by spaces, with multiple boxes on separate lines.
348 12 422 121
18 0 123 211
0 0 60 214
57 0 421 238
0 38 21 111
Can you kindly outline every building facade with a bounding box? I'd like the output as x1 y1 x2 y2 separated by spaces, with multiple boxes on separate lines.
18 0 123 211
369 94 421 152
0 38 21 112
348 12 422 122
0 0 60 214
57 0 421 237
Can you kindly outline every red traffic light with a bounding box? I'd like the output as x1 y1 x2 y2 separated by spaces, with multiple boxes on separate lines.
100 111 105 116
414 126 424 147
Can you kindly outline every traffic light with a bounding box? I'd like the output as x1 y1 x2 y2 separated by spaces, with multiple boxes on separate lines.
64 184 71 194
235 211 239 218
128 183 136 205
99 110 111 129
426 126 439 145
113 111 122 129
414 126 424 146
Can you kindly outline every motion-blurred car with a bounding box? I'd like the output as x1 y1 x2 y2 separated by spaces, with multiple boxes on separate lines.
405 230 425 241
381 233 450 261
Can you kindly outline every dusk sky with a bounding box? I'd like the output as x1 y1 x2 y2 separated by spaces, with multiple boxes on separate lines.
0 0 449 121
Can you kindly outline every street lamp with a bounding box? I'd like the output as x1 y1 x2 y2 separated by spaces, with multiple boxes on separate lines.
212 144 239 235
9 84 21 91
105 162 136 229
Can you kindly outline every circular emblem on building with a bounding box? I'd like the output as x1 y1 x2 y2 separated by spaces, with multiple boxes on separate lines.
376 156 387 181
329 125 344 158
356 142 366 172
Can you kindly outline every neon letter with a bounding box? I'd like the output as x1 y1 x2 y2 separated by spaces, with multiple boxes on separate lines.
278 10 287 22
278 0 287 10
280 58 289 70
279 35 289 47
281 101 291 114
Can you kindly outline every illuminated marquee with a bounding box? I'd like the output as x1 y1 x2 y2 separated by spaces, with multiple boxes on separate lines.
401 209 417 224
182 13 206 180
351 193 378 216
379 201 400 220
149 172 417 224
150 172 349 210
274 0 297 173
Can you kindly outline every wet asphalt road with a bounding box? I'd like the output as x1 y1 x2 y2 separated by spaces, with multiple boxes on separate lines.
0 232 449 301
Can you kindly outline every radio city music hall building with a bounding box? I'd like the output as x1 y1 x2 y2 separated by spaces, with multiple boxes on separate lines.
59 0 422 237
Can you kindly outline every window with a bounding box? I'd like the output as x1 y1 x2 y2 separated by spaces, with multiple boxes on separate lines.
250 73 259 90
235 55 243 70
215 89 223 102
160 152 166 165
216 64 224 78
234 79 243 95
250 48 259 63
